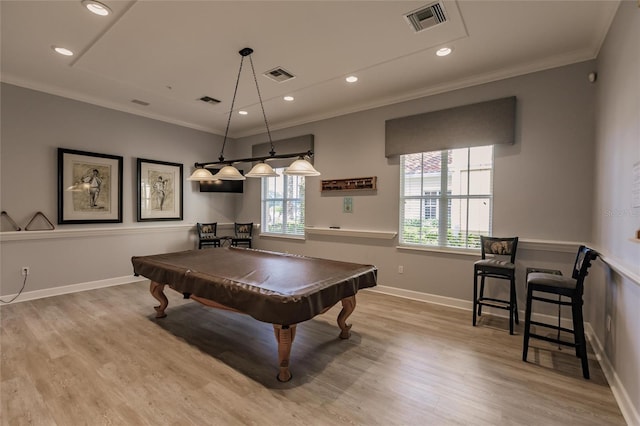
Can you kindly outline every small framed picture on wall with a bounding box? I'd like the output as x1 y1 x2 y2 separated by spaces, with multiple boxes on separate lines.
58 148 123 224
137 158 183 221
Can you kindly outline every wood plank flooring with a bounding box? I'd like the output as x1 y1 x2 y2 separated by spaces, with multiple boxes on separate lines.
1 282 626 425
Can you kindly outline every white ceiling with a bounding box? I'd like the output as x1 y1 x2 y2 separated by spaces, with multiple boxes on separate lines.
1 0 619 138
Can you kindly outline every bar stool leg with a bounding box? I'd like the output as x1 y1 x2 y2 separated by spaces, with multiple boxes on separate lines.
478 275 486 317
522 286 533 361
509 278 515 335
513 277 519 325
473 271 478 326
572 296 590 379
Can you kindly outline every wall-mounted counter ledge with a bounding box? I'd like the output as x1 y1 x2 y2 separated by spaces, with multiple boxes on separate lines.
305 227 397 239
0 224 195 242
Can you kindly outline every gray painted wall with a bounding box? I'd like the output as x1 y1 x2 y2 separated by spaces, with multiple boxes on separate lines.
0 84 238 294
0 83 238 228
236 60 597 301
589 0 640 421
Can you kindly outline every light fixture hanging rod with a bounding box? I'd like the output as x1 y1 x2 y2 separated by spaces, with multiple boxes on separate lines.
195 150 314 169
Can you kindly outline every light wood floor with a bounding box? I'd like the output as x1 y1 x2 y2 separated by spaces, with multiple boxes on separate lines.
1 282 626 425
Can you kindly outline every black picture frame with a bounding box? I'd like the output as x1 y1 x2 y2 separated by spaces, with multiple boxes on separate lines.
137 158 183 222
58 148 123 224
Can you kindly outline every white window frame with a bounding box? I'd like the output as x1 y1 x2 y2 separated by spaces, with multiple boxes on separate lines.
399 146 494 249
261 167 305 237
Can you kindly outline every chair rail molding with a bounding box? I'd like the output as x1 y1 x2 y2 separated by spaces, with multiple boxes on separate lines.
0 224 194 242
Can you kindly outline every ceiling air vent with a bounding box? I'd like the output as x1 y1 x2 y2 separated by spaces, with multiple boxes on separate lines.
264 67 295 83
404 2 447 33
199 96 220 104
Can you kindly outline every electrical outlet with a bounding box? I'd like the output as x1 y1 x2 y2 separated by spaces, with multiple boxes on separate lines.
398 265 404 274
21 266 30 276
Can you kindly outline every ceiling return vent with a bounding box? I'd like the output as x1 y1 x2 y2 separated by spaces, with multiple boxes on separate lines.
264 67 295 83
404 2 447 33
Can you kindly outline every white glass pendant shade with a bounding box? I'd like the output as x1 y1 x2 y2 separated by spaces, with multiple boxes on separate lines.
283 158 321 176
211 165 246 180
246 162 280 178
187 168 216 181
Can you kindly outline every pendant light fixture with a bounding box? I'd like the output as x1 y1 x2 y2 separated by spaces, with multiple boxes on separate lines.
283 156 321 176
189 47 320 181
187 167 215 181
246 161 280 178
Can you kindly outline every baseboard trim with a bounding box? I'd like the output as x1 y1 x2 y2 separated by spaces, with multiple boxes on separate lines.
585 323 639 426
1 275 148 303
369 285 471 310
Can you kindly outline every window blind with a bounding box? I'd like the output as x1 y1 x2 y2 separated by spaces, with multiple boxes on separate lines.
385 96 516 157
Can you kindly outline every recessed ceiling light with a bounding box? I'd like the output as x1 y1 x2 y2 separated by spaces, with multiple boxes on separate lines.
283 96 294 102
53 46 74 56
82 0 111 16
436 47 452 57
238 110 248 115
346 76 358 83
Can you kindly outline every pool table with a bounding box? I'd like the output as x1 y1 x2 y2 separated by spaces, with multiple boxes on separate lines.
131 247 377 381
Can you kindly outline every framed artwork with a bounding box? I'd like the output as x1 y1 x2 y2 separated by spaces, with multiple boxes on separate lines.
58 148 123 224
137 158 183 221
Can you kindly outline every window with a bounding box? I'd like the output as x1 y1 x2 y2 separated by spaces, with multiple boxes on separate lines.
400 146 493 249
423 191 451 220
262 167 305 235
423 191 439 220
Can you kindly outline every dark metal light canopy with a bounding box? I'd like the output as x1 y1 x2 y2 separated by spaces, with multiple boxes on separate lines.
188 48 320 181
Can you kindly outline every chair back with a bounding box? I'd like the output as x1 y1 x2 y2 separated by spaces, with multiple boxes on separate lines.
197 222 218 239
571 245 599 295
480 236 518 264
234 222 253 238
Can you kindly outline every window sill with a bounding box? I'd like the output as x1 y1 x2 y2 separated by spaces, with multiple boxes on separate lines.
305 227 397 239
397 244 479 256
397 239 583 256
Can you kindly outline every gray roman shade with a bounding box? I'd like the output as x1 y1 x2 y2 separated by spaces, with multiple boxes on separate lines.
385 96 516 157
252 134 315 168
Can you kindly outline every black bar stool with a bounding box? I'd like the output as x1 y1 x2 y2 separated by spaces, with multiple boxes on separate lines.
473 236 519 334
197 222 221 249
231 222 253 248
522 245 598 379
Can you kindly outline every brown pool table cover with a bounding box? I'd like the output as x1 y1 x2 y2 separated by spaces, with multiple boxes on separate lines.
131 247 377 325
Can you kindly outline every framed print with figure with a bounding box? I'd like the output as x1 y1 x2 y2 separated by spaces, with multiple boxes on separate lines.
137 158 183 221
58 148 123 224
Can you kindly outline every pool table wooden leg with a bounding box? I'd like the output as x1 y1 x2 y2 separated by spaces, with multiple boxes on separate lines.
337 295 356 339
273 324 297 382
149 281 168 318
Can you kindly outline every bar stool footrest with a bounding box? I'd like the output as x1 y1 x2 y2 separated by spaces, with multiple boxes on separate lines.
477 297 511 310
528 332 576 348
529 320 574 335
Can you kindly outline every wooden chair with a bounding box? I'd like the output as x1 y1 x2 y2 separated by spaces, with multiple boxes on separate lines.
523 245 598 379
231 222 253 248
473 236 519 334
196 222 221 249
